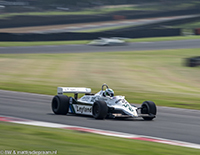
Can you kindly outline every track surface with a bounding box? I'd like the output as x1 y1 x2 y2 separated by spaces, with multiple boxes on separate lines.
0 39 200 54
0 90 200 144
1 39 200 145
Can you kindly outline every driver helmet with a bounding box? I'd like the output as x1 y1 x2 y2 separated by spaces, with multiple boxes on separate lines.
105 88 114 97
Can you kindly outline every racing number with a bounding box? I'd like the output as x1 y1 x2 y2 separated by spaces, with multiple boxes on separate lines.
122 100 133 112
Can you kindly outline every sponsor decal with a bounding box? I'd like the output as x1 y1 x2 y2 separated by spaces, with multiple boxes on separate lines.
81 96 91 102
86 88 91 92
122 99 134 112
91 97 96 102
91 96 100 102
75 105 92 114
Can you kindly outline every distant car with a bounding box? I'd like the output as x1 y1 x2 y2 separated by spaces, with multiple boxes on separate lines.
51 84 157 120
185 56 200 67
88 37 127 46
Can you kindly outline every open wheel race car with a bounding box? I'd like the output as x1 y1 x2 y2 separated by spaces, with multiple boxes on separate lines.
87 37 127 46
51 84 157 120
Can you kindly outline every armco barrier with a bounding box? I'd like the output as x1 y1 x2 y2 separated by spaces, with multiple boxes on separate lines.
0 28 181 41
0 15 113 29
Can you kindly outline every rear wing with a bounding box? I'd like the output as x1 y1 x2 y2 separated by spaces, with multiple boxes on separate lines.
57 87 91 95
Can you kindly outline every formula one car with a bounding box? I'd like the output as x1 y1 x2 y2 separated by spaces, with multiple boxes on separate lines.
87 37 127 46
51 84 157 120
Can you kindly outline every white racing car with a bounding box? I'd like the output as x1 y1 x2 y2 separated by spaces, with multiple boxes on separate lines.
51 84 157 120
87 37 127 46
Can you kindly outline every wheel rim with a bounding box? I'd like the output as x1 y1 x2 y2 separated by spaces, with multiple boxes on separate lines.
93 104 99 116
141 105 148 114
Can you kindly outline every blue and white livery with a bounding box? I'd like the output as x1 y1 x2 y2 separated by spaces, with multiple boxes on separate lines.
52 84 157 120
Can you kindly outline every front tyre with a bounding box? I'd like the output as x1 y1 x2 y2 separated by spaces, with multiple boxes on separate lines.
92 100 108 119
141 101 157 120
51 95 69 115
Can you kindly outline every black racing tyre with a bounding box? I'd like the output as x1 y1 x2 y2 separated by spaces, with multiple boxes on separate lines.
185 58 196 67
51 95 69 115
92 100 108 119
141 101 157 121
185 57 200 67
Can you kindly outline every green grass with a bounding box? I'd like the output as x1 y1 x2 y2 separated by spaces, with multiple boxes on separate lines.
174 21 200 29
0 2 172 19
0 36 200 47
0 49 200 109
0 122 199 155
0 2 198 19
0 40 88 47
0 11 101 19
0 5 137 19
171 20 200 35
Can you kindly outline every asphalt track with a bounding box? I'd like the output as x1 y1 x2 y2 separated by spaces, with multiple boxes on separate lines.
0 89 200 145
0 39 200 145
0 39 200 54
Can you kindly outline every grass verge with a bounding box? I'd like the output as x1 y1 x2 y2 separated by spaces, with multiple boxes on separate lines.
0 122 199 155
0 36 200 47
0 5 137 19
0 2 198 19
0 49 200 109
0 40 88 47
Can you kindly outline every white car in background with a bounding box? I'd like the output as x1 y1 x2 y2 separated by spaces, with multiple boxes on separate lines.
51 84 157 120
88 37 127 46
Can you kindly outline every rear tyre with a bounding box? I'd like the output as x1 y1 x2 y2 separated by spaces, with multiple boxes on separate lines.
51 95 69 115
141 101 157 120
92 100 108 119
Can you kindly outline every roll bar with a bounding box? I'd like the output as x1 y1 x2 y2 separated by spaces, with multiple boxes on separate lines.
101 84 109 91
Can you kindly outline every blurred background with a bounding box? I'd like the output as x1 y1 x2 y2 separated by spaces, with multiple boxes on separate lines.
1 1 200 155
0 0 200 13
1 0 200 39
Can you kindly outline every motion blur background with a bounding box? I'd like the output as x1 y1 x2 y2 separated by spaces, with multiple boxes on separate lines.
0 0 200 12
1 1 200 155
1 0 200 39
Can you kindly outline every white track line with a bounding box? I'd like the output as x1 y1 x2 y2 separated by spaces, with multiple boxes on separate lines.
0 115 200 149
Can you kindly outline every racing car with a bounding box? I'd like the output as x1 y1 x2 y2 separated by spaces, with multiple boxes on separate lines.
87 37 127 46
51 84 157 120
